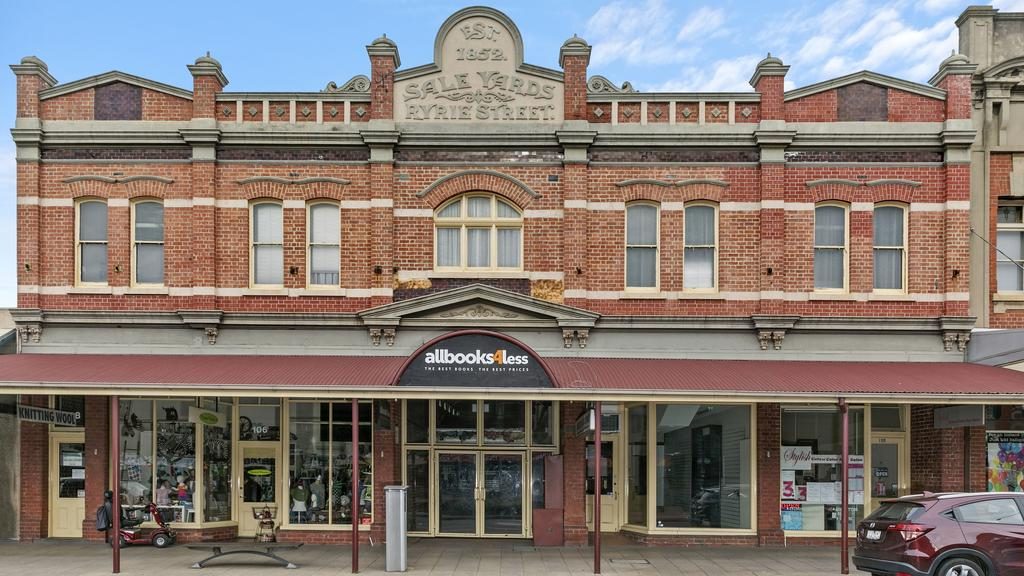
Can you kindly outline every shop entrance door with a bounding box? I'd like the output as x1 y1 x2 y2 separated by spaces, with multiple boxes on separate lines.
49 432 85 538
585 439 619 532
435 451 526 537
870 436 907 502
238 443 281 537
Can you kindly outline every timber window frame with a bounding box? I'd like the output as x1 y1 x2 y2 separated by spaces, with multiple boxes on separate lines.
75 198 108 286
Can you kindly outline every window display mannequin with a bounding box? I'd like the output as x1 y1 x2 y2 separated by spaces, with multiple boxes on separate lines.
310 474 326 512
291 480 308 523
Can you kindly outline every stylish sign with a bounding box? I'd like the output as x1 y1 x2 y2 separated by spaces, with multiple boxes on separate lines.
781 445 813 470
394 9 564 123
398 333 553 388
17 404 80 426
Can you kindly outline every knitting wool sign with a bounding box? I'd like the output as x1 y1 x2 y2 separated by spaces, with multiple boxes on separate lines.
395 10 564 123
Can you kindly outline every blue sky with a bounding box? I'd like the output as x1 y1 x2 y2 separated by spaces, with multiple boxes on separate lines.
1 0 1022 308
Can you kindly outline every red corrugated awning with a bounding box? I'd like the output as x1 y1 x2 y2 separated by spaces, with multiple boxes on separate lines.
1 353 1023 398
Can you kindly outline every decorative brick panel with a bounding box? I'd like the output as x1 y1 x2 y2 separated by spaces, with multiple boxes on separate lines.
94 82 142 121
41 147 191 160
217 147 369 162
836 83 887 122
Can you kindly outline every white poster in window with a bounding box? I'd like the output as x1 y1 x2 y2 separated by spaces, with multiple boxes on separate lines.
71 468 85 479
62 453 83 467
782 446 813 470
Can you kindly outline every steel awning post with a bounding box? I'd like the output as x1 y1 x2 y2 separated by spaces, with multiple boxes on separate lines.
840 398 849 575
593 401 601 575
352 398 360 574
111 395 120 574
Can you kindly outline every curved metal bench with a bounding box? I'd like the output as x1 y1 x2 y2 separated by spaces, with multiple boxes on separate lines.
187 542 304 569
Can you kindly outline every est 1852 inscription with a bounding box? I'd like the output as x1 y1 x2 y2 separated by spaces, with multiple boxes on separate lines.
396 15 564 122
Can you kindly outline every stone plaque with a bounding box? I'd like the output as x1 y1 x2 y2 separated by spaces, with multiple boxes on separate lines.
394 8 564 123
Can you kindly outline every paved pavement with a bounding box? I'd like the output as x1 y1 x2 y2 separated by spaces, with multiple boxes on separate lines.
0 538 863 576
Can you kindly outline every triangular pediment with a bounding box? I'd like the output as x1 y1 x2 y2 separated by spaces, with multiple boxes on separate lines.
359 284 598 329
39 70 193 101
784 70 946 102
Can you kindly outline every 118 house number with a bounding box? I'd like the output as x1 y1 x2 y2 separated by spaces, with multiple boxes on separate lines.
455 48 506 61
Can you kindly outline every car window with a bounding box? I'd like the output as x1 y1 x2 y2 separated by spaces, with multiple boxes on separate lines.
956 499 1024 525
866 502 925 522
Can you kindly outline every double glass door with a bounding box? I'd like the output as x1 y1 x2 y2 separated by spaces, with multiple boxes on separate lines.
437 452 525 537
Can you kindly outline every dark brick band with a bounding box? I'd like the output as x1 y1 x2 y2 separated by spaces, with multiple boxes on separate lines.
785 149 943 163
41 147 192 160
590 148 760 163
217 147 370 161
396 149 564 163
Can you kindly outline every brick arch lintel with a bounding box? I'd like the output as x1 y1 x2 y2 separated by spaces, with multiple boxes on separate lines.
617 178 727 203
237 177 351 201
418 169 539 209
65 175 173 199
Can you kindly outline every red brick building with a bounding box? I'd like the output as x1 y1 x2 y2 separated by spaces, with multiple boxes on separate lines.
4 6 1024 547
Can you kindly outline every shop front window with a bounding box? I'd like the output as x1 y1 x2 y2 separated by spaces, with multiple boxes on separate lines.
436 400 477 444
532 401 554 446
780 407 865 532
655 404 751 529
156 400 196 519
201 398 232 522
239 398 280 441
120 399 153 506
288 401 372 525
985 405 1024 492
483 400 525 445
627 404 648 526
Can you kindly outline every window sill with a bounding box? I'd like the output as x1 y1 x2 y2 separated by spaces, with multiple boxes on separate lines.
993 293 1024 302
621 290 666 300
867 291 910 301
808 292 856 301
244 287 288 296
125 286 170 295
69 285 112 295
428 270 528 279
679 290 723 300
301 288 348 296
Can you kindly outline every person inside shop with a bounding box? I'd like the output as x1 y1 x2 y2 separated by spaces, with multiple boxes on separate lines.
155 479 171 507
244 474 263 502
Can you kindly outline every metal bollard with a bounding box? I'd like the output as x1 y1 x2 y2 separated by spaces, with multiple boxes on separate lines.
385 486 408 572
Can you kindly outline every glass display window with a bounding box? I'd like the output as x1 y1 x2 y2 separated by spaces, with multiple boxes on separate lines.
780 407 865 532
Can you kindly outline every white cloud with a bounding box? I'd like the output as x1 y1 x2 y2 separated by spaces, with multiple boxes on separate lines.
919 0 962 13
647 54 761 92
677 7 726 42
993 0 1024 10
586 0 730 68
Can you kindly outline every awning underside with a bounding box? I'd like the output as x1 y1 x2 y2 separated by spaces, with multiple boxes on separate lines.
1 354 1024 398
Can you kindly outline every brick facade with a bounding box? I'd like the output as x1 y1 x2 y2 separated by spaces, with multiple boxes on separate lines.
8 5 1006 548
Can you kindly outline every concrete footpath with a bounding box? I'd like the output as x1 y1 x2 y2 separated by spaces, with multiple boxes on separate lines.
0 538 861 576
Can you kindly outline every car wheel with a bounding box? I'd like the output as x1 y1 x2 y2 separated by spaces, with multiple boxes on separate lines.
937 557 986 576
153 533 170 548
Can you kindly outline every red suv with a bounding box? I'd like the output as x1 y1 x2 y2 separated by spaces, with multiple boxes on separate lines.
854 492 1024 576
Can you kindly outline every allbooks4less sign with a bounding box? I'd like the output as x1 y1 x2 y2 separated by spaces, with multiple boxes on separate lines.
398 333 552 388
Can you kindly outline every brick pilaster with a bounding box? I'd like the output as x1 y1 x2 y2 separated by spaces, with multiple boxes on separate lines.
370 161 394 307
749 55 788 121
561 402 587 545
559 37 591 121
187 53 228 120
10 56 56 119
19 395 49 540
82 396 109 541
367 37 399 121
562 157 590 296
191 162 216 309
757 403 783 546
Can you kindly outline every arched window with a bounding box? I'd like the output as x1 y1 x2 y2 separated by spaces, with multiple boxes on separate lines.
76 199 108 285
873 203 907 292
626 202 659 289
132 199 164 286
814 203 849 291
307 202 340 287
684 202 717 290
434 194 522 271
251 201 283 287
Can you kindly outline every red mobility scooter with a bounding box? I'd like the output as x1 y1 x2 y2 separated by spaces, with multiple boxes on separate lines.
100 490 177 548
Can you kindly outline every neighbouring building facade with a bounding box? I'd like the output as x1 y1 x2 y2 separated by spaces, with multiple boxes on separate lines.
5 6 1024 548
